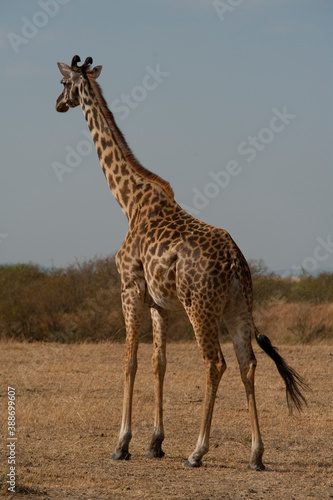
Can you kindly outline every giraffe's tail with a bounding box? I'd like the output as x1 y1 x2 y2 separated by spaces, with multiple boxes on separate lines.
254 327 310 414
231 255 310 413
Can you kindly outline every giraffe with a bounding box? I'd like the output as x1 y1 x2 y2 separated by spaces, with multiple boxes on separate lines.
55 56 308 470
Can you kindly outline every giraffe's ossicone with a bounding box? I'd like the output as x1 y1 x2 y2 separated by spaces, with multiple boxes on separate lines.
55 56 309 470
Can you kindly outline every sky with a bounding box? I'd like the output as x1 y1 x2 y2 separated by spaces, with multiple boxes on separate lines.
1 0 332 274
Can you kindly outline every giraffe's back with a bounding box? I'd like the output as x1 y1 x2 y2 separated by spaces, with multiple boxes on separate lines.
139 208 252 313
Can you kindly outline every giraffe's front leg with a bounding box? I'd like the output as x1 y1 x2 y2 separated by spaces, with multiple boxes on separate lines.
112 284 144 461
145 307 169 459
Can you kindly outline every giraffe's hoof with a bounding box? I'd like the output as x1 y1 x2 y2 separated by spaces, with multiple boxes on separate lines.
145 448 165 459
111 450 131 461
184 459 202 468
146 433 165 458
247 462 265 471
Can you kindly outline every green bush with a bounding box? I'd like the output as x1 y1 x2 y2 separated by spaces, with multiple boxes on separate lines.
0 257 332 342
0 258 123 342
252 273 333 306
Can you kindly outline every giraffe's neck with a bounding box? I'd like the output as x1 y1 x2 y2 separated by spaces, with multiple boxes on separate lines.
78 73 174 222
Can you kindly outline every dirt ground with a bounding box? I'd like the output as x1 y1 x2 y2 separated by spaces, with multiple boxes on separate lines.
1 341 332 499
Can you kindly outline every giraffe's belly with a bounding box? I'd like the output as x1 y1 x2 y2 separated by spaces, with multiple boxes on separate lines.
143 256 181 311
146 284 181 310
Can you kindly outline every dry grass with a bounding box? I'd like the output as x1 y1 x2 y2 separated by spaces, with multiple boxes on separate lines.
1 341 333 499
254 302 333 344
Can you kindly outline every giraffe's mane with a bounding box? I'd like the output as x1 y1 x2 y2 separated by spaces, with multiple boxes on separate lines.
85 70 174 200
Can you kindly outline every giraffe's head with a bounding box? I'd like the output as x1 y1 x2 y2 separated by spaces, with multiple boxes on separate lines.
56 55 102 113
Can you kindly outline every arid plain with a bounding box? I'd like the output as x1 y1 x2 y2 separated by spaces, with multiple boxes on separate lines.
1 340 332 499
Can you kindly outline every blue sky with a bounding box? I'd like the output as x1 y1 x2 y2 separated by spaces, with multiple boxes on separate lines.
1 0 332 273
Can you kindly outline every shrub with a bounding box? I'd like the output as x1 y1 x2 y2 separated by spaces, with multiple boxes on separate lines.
0 257 332 343
0 258 123 342
252 273 333 306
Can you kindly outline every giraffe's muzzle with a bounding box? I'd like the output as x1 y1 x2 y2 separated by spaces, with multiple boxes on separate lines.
55 93 69 113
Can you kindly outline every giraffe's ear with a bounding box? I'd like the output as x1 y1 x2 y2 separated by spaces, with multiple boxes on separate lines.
57 62 72 78
91 65 103 80
57 62 81 81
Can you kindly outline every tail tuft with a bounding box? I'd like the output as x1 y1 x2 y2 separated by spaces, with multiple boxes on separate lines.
255 330 309 414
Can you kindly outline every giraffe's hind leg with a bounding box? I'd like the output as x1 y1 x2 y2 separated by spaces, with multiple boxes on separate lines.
224 311 265 470
184 314 226 467
145 306 168 459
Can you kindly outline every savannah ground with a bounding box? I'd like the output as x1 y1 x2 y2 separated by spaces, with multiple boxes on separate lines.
1 341 332 499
